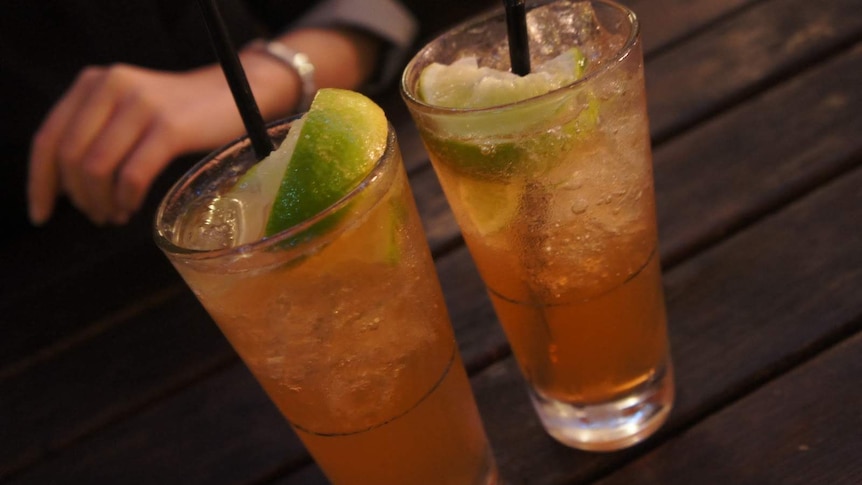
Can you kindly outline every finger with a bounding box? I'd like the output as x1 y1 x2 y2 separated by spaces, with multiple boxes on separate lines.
28 67 104 224
113 123 176 222
58 74 130 224
80 90 155 224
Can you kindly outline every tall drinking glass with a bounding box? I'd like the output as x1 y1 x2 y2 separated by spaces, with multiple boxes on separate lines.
401 0 674 451
154 117 498 484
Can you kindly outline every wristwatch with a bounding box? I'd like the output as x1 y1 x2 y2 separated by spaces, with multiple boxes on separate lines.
253 40 317 113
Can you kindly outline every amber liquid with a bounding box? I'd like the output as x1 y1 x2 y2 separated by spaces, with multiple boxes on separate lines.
168 152 495 484
440 170 670 405
295 352 492 484
428 146 670 406
486 249 668 403
402 0 670 450
419 55 669 407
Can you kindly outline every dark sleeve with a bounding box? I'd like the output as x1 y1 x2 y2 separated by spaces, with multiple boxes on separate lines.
291 0 418 93
399 0 500 42
241 0 321 35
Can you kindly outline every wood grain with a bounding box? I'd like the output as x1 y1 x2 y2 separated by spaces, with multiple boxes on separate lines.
3 0 861 483
471 160 862 485
595 333 862 485
656 40 862 265
645 0 862 142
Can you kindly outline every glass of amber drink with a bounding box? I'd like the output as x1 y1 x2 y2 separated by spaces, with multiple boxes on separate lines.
401 0 674 451
154 117 497 484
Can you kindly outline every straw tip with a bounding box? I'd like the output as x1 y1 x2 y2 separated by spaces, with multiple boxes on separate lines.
503 0 531 76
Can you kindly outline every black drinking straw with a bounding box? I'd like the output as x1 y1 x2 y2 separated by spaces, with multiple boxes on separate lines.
196 0 273 159
503 0 531 76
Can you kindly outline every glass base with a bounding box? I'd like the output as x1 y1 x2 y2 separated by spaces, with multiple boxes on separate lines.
530 362 674 452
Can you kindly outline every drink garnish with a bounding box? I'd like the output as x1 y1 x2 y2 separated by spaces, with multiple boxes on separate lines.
414 46 595 148
227 88 388 242
414 49 595 235
418 47 587 109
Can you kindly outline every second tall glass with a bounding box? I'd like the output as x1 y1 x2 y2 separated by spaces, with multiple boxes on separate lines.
402 0 674 451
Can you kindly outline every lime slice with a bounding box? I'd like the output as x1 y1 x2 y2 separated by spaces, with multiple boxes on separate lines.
458 177 522 235
415 48 597 180
418 48 587 109
227 88 388 245
267 89 388 236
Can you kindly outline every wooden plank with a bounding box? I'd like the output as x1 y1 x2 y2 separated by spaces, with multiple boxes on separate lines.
5 364 303 485
622 0 759 53
0 290 233 479
656 40 862 265
645 0 862 142
14 123 860 485
6 3 862 484
0 159 194 371
0 217 160 369
469 164 862 484
594 333 862 485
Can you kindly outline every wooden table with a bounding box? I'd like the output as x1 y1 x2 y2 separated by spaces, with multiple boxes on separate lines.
3 0 861 483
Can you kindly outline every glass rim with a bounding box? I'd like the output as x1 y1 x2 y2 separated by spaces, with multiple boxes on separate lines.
153 116 398 262
400 0 640 114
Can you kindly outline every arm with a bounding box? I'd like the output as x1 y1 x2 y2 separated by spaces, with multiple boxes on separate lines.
27 1 414 226
240 27 381 122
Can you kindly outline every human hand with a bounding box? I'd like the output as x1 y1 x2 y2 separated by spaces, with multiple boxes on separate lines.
28 63 252 226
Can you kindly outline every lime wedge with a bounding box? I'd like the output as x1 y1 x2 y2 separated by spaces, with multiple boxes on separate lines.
267 89 388 236
458 177 522 235
227 88 388 245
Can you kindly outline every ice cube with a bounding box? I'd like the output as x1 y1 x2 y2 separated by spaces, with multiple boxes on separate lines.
527 1 628 71
527 1 600 61
175 195 241 250
174 193 271 250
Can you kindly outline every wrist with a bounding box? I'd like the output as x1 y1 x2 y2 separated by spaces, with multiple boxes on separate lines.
238 41 305 118
250 40 316 113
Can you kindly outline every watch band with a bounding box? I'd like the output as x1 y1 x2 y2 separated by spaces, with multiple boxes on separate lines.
254 40 317 113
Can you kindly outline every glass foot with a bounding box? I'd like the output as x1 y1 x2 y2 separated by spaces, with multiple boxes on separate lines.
530 361 674 452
